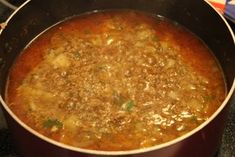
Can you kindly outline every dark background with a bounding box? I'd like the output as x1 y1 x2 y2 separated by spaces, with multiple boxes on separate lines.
0 1 234 157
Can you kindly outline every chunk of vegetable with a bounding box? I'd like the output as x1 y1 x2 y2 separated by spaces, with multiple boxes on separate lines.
113 91 125 106
43 118 63 129
51 54 71 68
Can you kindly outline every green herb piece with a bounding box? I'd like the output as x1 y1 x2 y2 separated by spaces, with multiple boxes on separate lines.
43 119 63 129
74 51 81 59
97 64 108 70
203 95 215 103
122 100 135 112
95 64 111 73
190 115 198 122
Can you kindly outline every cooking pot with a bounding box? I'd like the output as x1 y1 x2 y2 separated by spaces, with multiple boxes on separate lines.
0 0 234 157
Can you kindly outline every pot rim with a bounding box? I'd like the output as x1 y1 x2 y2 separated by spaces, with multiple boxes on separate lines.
0 0 235 155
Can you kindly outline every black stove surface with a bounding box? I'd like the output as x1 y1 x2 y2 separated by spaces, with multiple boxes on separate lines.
0 1 234 157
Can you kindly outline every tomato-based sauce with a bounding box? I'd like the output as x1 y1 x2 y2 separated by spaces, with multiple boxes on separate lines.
6 10 226 151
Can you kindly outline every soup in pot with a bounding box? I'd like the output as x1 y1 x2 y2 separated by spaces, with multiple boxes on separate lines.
6 10 226 151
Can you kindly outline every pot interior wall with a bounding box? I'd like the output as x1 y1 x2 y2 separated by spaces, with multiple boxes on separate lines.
0 0 234 101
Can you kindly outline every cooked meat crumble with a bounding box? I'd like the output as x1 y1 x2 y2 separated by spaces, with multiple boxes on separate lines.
6 10 226 151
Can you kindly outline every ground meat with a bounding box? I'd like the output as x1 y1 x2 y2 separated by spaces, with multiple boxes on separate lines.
6 10 226 151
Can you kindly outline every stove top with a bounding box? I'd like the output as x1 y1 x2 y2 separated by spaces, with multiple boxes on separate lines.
0 1 234 157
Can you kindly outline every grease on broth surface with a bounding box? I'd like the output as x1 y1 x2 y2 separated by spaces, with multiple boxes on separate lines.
6 10 226 151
